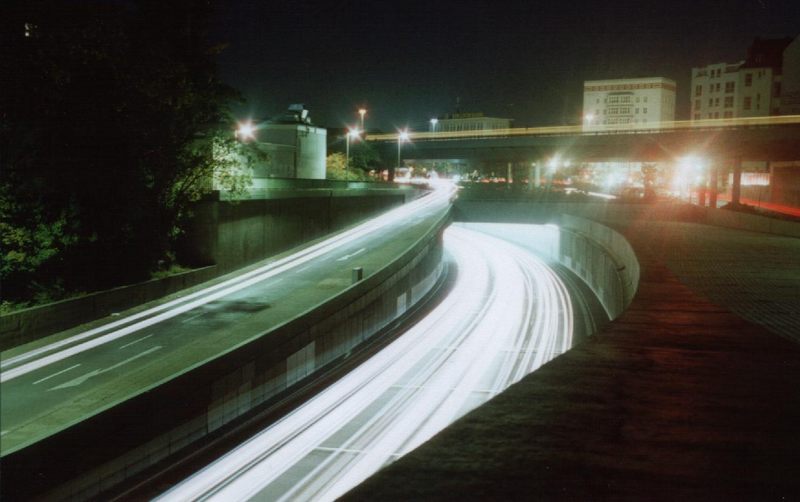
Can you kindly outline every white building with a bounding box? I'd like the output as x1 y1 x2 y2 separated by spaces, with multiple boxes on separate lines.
691 37 793 120
780 35 800 115
582 77 676 131
251 105 327 181
429 112 511 133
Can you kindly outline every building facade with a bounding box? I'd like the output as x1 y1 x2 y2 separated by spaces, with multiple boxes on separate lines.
691 37 793 120
582 77 676 131
252 105 327 181
429 112 512 133
780 35 800 115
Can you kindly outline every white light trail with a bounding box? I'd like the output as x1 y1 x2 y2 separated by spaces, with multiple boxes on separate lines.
157 223 574 502
1 185 455 383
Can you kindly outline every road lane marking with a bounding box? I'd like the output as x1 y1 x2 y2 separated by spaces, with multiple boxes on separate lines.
119 334 153 349
3 188 453 382
336 247 366 261
33 364 81 385
48 346 162 391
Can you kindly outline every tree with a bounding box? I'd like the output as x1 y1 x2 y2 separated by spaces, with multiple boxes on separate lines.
326 153 372 181
0 1 257 303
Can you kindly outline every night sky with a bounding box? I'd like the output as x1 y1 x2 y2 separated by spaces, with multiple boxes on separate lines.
212 0 799 131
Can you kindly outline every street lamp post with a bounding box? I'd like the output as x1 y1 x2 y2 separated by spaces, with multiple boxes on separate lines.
397 129 409 170
358 108 367 131
345 127 360 176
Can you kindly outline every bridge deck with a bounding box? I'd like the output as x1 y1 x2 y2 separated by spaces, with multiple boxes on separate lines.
345 215 800 499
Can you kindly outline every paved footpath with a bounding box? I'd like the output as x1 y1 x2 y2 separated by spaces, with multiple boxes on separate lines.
345 218 800 500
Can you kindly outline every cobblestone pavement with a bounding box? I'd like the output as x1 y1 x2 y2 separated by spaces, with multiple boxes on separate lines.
634 221 800 343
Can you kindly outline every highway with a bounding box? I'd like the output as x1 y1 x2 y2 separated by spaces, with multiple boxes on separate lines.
0 185 453 456
157 223 575 502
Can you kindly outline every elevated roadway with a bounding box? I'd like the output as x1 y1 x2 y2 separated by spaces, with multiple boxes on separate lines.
0 186 453 500
369 115 800 162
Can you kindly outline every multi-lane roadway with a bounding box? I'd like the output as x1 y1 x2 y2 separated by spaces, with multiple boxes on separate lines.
158 223 575 502
0 186 453 456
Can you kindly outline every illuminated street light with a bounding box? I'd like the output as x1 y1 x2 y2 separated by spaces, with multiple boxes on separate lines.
398 129 410 170
584 112 595 125
430 118 438 132
358 108 367 131
345 127 360 175
236 120 255 141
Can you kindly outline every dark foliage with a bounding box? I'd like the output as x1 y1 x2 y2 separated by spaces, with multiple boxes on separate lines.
1 1 246 303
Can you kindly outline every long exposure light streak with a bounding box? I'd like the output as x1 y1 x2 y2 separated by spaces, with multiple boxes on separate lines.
158 224 574 502
1 187 455 383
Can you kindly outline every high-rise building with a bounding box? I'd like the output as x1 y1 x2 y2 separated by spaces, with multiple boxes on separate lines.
582 77 676 131
691 37 793 120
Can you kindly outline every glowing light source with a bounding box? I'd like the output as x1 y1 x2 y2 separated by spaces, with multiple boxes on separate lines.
358 108 367 130
397 129 410 170
345 127 361 174
236 121 255 141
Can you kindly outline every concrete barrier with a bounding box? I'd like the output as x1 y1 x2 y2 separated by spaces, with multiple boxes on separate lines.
0 266 218 351
1 208 450 502
1 189 421 351
454 200 641 320
556 214 640 319
700 206 800 238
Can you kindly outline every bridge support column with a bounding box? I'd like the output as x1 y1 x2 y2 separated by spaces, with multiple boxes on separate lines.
731 156 742 206
709 164 719 208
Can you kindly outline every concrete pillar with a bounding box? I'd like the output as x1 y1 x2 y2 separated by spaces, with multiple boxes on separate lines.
731 157 742 206
507 162 512 187
698 183 707 207
528 163 535 191
709 163 719 208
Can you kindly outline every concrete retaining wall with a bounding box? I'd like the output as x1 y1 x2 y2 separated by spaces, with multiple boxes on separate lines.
556 214 640 319
1 189 418 351
0 209 449 502
453 200 641 320
700 206 800 238
0 266 218 351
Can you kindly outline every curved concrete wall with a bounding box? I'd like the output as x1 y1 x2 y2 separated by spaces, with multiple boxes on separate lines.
1 210 450 502
453 200 640 320
556 214 640 320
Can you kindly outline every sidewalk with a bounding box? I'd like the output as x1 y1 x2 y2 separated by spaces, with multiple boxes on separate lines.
345 220 800 500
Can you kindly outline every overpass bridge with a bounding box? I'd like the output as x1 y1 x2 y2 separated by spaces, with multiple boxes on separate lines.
368 115 800 163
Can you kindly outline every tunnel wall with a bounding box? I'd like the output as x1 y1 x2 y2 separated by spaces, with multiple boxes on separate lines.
453 200 641 320
555 214 640 319
1 210 449 501
0 188 419 351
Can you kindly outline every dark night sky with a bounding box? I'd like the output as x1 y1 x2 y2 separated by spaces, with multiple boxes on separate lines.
212 0 799 131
